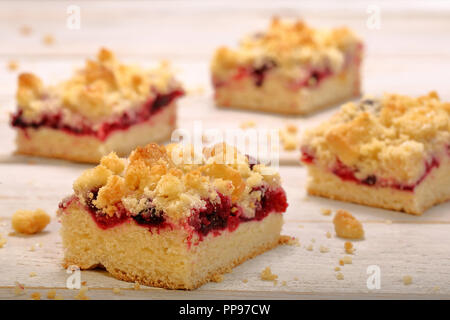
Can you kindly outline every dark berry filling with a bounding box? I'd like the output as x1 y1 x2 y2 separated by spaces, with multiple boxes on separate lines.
189 187 288 240
132 207 168 229
250 60 277 87
10 89 183 141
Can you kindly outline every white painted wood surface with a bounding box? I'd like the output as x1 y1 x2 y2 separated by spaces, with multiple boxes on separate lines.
0 0 449 299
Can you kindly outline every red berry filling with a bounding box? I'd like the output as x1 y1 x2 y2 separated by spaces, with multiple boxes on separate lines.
189 187 288 241
11 89 183 141
301 149 442 192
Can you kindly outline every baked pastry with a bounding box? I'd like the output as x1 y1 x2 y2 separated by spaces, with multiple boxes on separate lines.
58 143 288 289
301 92 450 215
211 18 363 115
10 48 183 163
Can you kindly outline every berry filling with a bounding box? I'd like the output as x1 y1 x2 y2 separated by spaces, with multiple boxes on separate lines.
11 89 183 141
189 187 288 241
301 150 442 192
59 185 288 241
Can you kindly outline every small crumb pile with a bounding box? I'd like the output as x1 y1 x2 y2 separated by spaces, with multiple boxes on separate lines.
75 286 89 300
279 124 299 151
7 60 19 71
0 234 7 248
344 242 354 254
260 267 278 281
333 210 364 239
279 235 300 246
239 120 256 129
12 209 51 234
403 275 413 285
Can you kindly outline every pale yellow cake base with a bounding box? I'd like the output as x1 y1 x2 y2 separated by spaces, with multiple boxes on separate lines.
15 103 177 163
214 65 360 115
306 158 450 215
59 202 283 290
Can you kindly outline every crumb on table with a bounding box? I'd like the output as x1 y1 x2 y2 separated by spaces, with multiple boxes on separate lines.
260 267 278 281
321 208 332 216
29 272 37 277
7 60 19 71
403 275 413 285
11 209 51 235
306 244 313 251
75 286 89 300
112 287 121 294
0 234 7 248
42 34 55 45
336 272 344 280
239 120 256 129
279 235 299 246
319 245 330 253
47 289 56 299
30 292 41 300
333 210 364 239
20 25 32 35
344 241 354 254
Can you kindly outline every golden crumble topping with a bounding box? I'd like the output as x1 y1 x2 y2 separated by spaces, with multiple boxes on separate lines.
302 92 450 184
212 18 361 78
11 209 51 234
68 143 282 222
16 48 182 122
333 210 364 239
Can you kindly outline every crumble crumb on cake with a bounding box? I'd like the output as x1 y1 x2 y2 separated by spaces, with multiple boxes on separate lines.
10 48 184 163
58 142 288 290
301 92 450 215
211 17 363 115
333 210 364 239
12 209 50 234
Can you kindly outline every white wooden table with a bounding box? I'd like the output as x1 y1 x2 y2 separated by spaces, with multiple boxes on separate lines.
0 0 449 299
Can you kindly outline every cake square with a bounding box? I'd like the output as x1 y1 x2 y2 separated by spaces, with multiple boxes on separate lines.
211 18 363 115
10 48 184 163
300 92 450 215
57 143 288 289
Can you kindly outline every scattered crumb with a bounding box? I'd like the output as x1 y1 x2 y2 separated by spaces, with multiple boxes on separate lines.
47 289 56 299
20 25 32 35
403 275 413 285
42 34 55 45
285 124 298 134
334 267 341 272
281 281 287 286
311 238 316 243
13 281 25 296
339 259 344 266
326 231 332 239
75 286 89 300
12 209 51 235
344 241 354 254
29 245 36 252
37 242 43 248
273 280 278 286
279 126 299 151
211 274 224 283
298 225 304 228
112 287 121 294
29 272 37 277
321 208 332 216
30 292 41 300
81 281 87 286
260 267 278 281
239 121 256 129
342 256 353 264
7 60 19 71
279 235 299 246
336 272 344 280
133 282 140 290
333 210 364 239
385 219 392 225
0 234 7 248
242 279 248 283
306 244 313 251
319 245 329 253
293 277 299 281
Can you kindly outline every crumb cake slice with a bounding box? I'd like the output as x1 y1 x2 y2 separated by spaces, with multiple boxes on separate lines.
57 143 288 289
11 48 184 163
211 18 363 115
301 92 450 215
